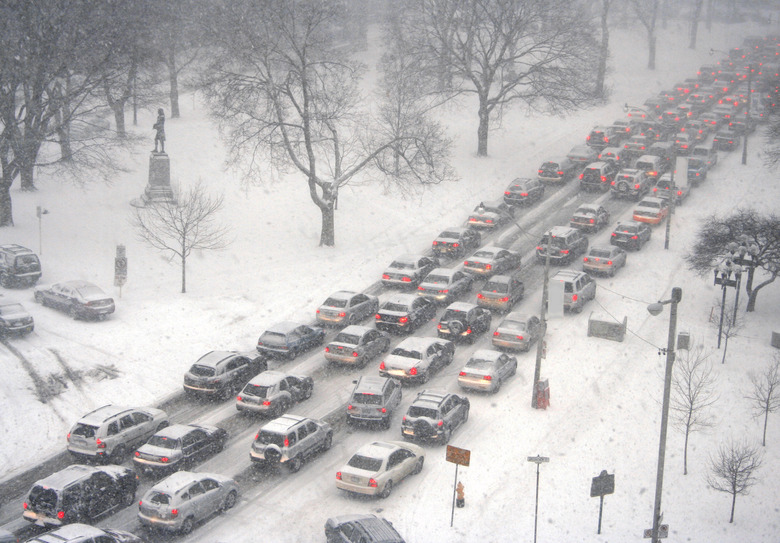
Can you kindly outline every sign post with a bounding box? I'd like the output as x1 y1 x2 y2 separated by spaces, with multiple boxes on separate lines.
114 245 127 296
590 470 615 534
527 455 549 543
446 445 470 527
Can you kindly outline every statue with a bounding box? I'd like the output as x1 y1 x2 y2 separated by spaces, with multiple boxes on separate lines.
153 108 165 153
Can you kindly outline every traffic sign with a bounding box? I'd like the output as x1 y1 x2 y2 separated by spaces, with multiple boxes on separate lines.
643 525 669 538
590 470 615 497
527 455 550 464
446 445 471 466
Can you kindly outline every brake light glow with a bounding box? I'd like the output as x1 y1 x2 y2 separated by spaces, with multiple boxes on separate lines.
336 472 342 480
161 457 169 463
324 346 330 352
516 335 524 340
399 316 409 323
23 502 28 509
171 509 179 517
352 351 359 357
572 294 578 302
135 451 140 457
409 367 418 376
96 439 105 449
493 331 500 336
501 296 509 302
382 274 390 280
437 420 444 427
284 437 289 447
369 478 378 487
379 361 385 370
483 375 492 380
263 400 271 406
57 511 65 519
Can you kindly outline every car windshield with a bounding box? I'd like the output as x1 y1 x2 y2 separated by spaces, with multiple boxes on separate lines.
390 348 422 360
0 303 25 315
351 393 382 406
334 333 360 345
323 298 347 308
424 275 449 284
442 309 466 321
483 281 508 293
15 255 39 266
71 423 97 438
242 384 270 398
472 250 496 258
589 249 612 258
147 492 172 505
381 302 409 312
389 261 414 270
189 364 216 377
407 406 439 419
256 431 285 447
347 454 383 472
146 435 180 449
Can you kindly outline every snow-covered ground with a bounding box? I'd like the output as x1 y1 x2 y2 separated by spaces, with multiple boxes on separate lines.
1 16 779 543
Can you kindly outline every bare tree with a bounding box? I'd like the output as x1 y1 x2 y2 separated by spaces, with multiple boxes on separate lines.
630 0 659 69
132 182 231 293
706 439 763 523
746 356 780 447
689 0 705 49
401 0 600 156
670 344 718 475
765 115 780 170
708 300 744 365
595 0 612 100
198 0 451 247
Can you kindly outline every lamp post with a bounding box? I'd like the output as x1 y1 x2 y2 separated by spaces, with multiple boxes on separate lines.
729 234 760 312
713 258 740 349
36 206 49 255
646 287 682 543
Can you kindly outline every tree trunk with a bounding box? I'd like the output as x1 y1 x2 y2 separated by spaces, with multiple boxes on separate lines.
20 162 36 192
729 489 736 523
181 251 186 294
0 181 14 227
647 35 657 70
706 0 712 31
595 0 610 98
683 427 689 475
319 203 335 247
112 103 127 138
56 124 73 162
477 100 490 157
689 0 704 49
721 334 729 364
168 51 180 118
746 275 777 312
763 409 769 446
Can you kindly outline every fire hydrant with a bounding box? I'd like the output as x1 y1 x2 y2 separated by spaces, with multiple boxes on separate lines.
456 481 465 508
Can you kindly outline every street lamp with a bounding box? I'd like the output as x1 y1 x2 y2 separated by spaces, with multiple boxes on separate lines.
713 258 740 349
36 205 49 255
646 287 682 543
624 103 676 250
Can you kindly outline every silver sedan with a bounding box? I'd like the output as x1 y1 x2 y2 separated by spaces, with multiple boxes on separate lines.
458 349 517 393
582 245 627 277
336 441 425 499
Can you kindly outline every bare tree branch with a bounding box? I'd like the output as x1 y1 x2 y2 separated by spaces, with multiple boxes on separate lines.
706 439 763 523
746 355 780 447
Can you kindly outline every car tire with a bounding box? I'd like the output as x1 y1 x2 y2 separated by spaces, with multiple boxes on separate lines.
287 455 303 473
303 385 313 400
346 415 354 426
34 291 44 304
441 426 452 444
492 378 502 394
276 399 290 418
412 457 424 475
122 487 136 507
322 432 333 451
109 445 127 464
381 416 391 430
157 421 169 431
180 518 194 535
222 490 238 511
0 273 11 288
68 306 79 320
379 480 393 499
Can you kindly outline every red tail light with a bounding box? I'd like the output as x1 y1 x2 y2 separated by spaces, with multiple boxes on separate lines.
381 407 387 413
477 293 485 299
437 323 442 330
171 509 179 517
516 335 525 340
352 351 359 357
634 184 641 189
631 235 639 240
23 502 28 510
161 457 169 463
504 191 511 195
601 175 606 182
538 169 544 174
589 218 595 224
437 420 444 427
483 375 492 380
560 249 569 254
417 286 424 291
375 313 381 319
459 371 467 376
255 433 259 440
453 243 460 247
501 296 509 302
572 294 579 302
338 312 346 317
57 511 65 520
536 246 543 250
324 346 330 352
399 316 409 323
520 192 529 197
96 439 105 449
607 261 614 265
557 171 564 175
611 232 616 237
382 274 390 280
579 173 584 179
134 451 140 457
485 264 492 270
336 472 342 480
583 257 589 262
347 404 353 410
493 331 500 336
369 478 378 487
379 361 386 370
401 277 411 283
409 367 418 375
284 437 289 447
67 433 70 441
262 400 271 406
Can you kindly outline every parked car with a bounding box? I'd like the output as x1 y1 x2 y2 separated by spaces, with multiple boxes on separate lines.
316 291 379 327
183 351 267 400
249 414 333 471
381 254 439 289
646 141 675 170
336 441 425 499
550 270 596 313
378 336 455 384
431 227 481 258
34 280 114 320
579 161 619 192
491 312 542 352
463 246 522 277
324 325 390 368
712 130 742 151
0 244 41 287
535 226 589 265
416 267 474 305
346 376 403 429
325 514 406 543
476 272 525 312
67 405 169 464
582 245 627 277
537 157 579 183
375 294 437 334
401 390 470 444
0 302 34 336
503 177 545 206
133 423 228 476
235 370 314 416
23 464 138 527
256 321 325 359
436 302 492 344
467 199 514 229
458 349 517 393
633 197 670 225
137 471 238 534
610 169 651 200
570 203 610 233
653 173 690 204
23 524 144 543
610 221 652 251
566 144 599 165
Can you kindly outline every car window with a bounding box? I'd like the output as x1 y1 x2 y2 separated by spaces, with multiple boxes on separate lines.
287 432 297 446
279 379 288 391
387 450 403 468
201 478 219 492
297 424 309 440
352 294 368 305
119 415 135 430
306 422 318 435
188 482 205 497
106 421 119 436
71 423 97 438
132 411 152 425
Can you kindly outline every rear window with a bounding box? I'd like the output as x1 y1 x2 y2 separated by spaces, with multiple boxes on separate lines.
256 431 286 447
259 331 286 345
15 255 39 267
465 358 493 370
439 231 460 239
147 492 172 505
347 454 383 472
0 303 26 315
408 406 439 419
472 250 495 258
390 348 422 360
351 393 382 406
563 282 574 293
589 249 612 258
334 333 360 345
442 309 466 321
389 261 414 270
503 319 527 331
71 423 98 438
423 275 448 284
189 365 216 377
146 435 180 449
381 302 409 312
483 281 508 293
242 384 270 398
28 486 58 509
322 298 347 308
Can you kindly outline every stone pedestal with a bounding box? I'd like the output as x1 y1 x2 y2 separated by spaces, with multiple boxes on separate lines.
131 152 177 207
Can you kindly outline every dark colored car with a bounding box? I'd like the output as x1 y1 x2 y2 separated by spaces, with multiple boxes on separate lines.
375 294 437 334
586 126 618 149
570 204 610 233
431 227 481 258
535 226 589 265
503 177 545 206
183 351 267 400
597 147 626 168
0 302 34 335
566 144 599 165
0 244 41 287
381 254 439 289
610 221 652 250
491 312 542 352
256 321 325 359
235 370 314 416
23 464 138 528
579 161 619 192
401 390 470 444
23 524 145 543
34 280 115 320
712 130 742 151
537 157 579 183
133 423 228 475
346 376 403 428
436 302 492 344
467 199 514 229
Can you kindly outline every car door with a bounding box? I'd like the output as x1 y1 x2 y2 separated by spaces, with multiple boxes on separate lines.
52 284 70 310
117 413 140 449
199 478 223 517
362 329 380 358
86 472 115 517
130 411 155 442
285 377 304 402
350 294 369 319
185 481 209 520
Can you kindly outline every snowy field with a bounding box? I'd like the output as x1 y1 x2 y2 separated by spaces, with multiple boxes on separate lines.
1 15 780 543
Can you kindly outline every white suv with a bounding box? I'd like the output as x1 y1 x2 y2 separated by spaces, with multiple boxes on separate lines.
551 270 596 313
249 414 333 472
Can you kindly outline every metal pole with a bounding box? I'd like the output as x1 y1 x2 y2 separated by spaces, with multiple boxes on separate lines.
650 287 681 543
38 212 43 256
533 461 540 543
663 147 676 250
450 463 459 527
732 273 741 323
597 495 604 535
742 67 752 165
532 232 551 408
717 280 727 349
